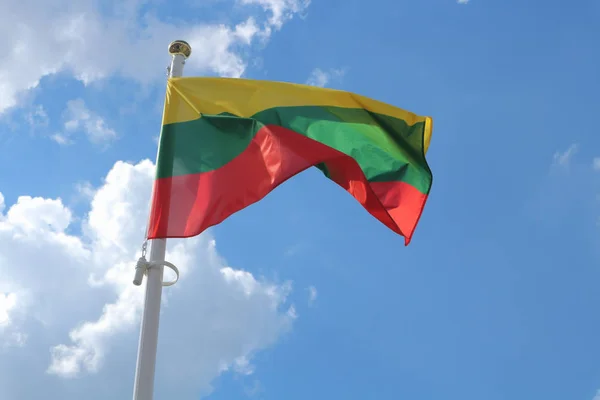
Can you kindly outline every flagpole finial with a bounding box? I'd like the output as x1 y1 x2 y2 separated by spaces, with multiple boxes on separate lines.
168 40 192 59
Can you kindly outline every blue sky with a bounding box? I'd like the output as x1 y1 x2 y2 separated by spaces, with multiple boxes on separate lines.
1 0 600 399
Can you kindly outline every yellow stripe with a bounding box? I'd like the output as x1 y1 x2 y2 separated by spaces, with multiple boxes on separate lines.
162 78 432 138
424 116 432 154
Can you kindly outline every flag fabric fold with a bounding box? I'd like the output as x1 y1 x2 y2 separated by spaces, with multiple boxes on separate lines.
147 77 433 245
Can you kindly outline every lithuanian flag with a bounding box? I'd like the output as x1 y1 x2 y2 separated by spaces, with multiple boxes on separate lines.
147 77 433 245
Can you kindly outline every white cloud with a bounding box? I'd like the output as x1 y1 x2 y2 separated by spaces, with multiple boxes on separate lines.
305 67 345 88
593 158 600 171
0 0 310 114
593 390 600 400
26 105 49 128
74 181 96 200
0 292 17 325
244 379 264 397
307 286 317 306
240 0 310 32
5 196 73 234
552 144 578 168
457 0 469 4
52 99 116 145
0 159 296 397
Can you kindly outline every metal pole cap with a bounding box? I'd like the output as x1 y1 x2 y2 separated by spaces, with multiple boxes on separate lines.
168 40 192 58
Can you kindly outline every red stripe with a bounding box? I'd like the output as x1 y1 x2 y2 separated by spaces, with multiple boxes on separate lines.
147 125 428 245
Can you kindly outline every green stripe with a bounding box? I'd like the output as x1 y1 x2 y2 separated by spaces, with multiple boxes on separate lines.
155 105 432 194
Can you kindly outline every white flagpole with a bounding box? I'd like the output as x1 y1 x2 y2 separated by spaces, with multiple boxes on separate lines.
132 40 192 400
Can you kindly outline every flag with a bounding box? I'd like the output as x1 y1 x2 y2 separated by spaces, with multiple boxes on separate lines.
147 77 433 245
